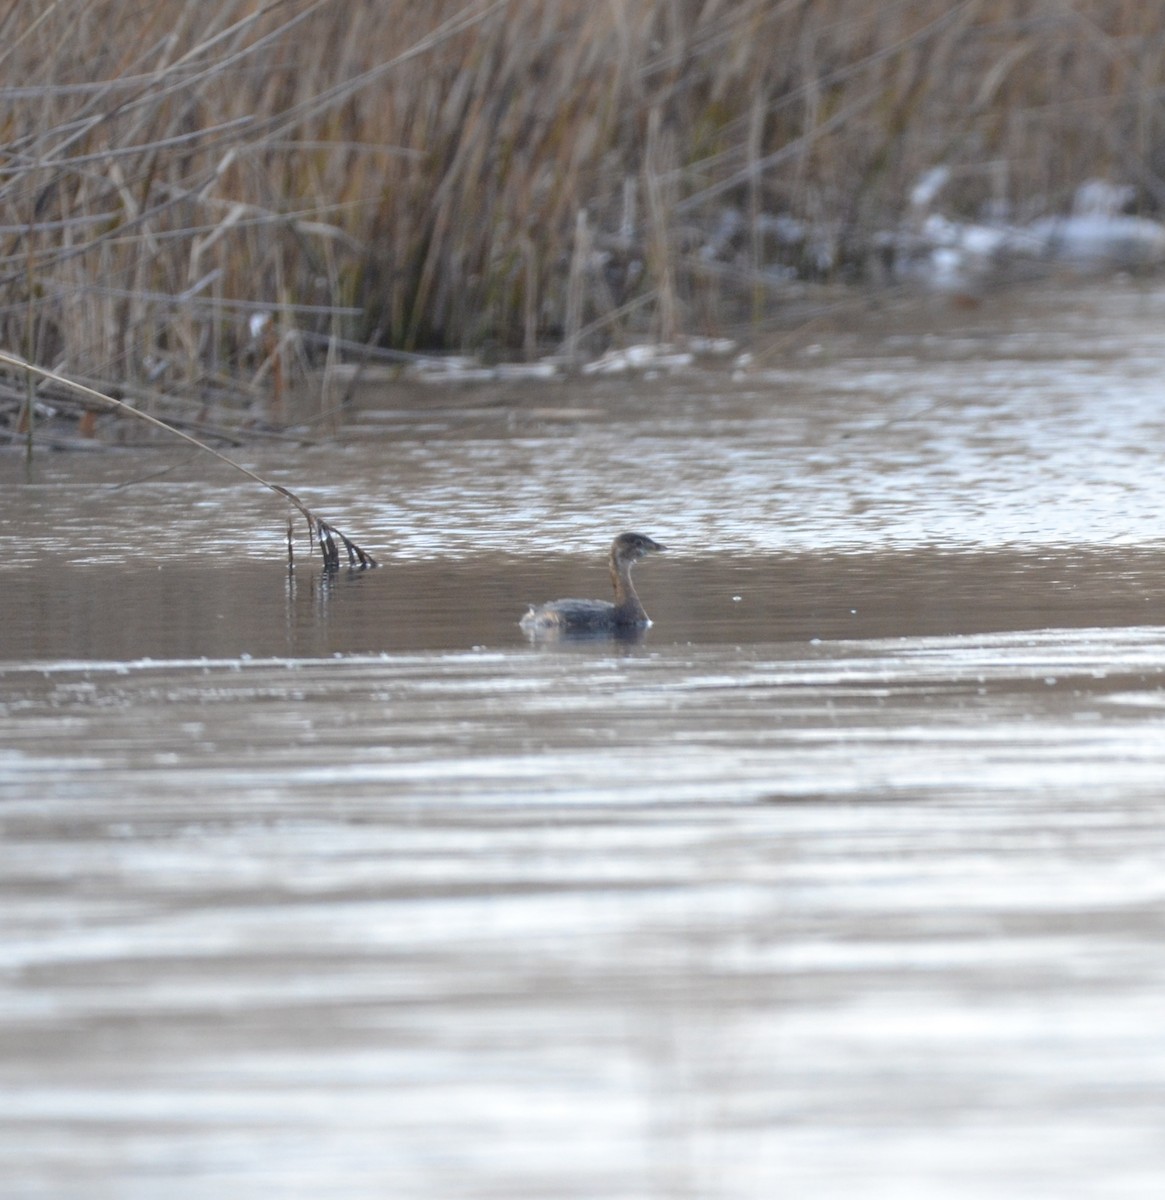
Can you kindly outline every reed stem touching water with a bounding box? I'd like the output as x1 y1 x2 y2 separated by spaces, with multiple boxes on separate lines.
0 351 376 571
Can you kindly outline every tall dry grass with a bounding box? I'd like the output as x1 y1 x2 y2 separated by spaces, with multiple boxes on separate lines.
2 0 1165 402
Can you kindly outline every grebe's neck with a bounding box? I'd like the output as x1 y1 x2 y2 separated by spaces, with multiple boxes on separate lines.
609 549 646 621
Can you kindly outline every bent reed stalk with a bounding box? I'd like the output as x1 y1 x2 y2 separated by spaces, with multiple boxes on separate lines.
3 1 1165 399
0 350 376 570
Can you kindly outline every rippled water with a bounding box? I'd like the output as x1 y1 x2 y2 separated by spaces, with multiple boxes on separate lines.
3 279 1165 1198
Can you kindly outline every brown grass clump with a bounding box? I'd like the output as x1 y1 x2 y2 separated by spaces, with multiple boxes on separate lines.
2 0 1165 404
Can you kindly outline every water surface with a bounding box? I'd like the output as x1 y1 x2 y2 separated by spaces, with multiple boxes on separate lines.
3 278 1165 1198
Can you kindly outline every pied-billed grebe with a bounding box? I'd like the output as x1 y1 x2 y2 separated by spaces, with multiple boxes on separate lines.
520 532 667 635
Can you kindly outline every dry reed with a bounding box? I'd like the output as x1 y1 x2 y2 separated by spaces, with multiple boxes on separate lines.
0 349 377 569
1 0 1164 406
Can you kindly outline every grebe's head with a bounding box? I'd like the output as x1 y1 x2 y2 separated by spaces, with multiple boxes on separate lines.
611 532 667 563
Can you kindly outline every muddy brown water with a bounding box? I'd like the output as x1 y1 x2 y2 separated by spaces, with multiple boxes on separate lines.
3 280 1165 1197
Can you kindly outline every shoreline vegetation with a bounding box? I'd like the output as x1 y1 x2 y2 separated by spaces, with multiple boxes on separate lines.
5 0 1165 437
